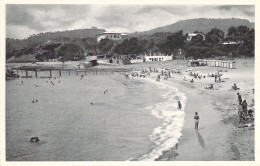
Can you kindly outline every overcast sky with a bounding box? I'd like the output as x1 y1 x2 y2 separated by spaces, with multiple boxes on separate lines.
6 5 254 39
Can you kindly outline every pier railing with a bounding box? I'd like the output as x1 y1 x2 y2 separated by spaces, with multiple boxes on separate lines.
11 66 132 78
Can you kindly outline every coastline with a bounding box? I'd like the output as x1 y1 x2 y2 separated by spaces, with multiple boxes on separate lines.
151 59 255 161
6 59 255 161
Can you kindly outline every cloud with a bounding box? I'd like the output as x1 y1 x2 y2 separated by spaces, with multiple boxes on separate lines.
6 25 38 39
6 4 255 39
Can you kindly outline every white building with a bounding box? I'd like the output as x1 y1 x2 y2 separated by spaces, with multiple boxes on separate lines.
186 32 205 41
97 32 127 42
144 53 173 62
222 41 240 45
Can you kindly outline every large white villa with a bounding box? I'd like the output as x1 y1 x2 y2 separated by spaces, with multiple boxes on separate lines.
96 32 127 42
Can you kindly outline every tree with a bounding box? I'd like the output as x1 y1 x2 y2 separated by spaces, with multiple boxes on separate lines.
226 26 237 39
113 37 149 56
189 33 205 47
205 28 225 47
57 43 85 61
98 38 114 58
163 30 186 54
83 38 99 55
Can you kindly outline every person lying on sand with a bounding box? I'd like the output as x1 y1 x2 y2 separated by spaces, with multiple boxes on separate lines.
206 84 214 89
237 123 254 128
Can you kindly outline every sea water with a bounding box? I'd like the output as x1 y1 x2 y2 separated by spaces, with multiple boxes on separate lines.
6 71 186 161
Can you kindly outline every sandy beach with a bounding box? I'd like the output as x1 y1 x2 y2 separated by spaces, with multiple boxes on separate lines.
115 58 254 160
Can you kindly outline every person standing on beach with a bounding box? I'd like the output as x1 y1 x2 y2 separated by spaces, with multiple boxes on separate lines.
238 105 244 124
178 101 182 110
194 112 200 130
237 93 242 105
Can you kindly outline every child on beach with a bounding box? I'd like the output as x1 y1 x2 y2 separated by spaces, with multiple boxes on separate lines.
194 112 200 130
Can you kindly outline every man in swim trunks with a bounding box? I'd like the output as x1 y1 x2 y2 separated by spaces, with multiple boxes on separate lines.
194 112 200 130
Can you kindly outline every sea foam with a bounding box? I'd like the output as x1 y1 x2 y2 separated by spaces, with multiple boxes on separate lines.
134 77 187 161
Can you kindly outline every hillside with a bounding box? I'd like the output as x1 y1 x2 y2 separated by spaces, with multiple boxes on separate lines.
6 28 105 60
135 18 254 36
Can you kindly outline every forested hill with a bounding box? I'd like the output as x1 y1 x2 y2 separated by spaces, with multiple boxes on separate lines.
6 28 105 60
135 18 254 36
6 28 105 51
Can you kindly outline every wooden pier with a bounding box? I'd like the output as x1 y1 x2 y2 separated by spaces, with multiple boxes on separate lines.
11 66 131 78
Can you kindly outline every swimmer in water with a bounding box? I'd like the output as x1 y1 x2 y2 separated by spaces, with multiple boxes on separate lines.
91 102 94 105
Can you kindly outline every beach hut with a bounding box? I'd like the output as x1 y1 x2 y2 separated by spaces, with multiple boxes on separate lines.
227 61 231 68
205 60 209 66
212 60 215 67
213 60 217 67
223 61 227 68
230 61 236 69
216 60 219 67
205 60 208 66
221 61 224 68
208 60 211 66
219 60 222 67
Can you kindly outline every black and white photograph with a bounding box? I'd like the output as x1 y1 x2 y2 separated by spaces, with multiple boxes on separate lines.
1 0 258 164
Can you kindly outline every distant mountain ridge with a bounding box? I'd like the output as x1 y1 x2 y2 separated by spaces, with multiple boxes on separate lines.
6 18 255 62
136 18 254 36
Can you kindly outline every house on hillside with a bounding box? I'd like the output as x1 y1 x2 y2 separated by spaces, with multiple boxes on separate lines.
222 41 241 45
186 32 205 41
96 32 128 42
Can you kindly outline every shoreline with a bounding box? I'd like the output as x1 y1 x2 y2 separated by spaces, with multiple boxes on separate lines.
150 60 254 161
158 78 232 160
6 59 255 161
